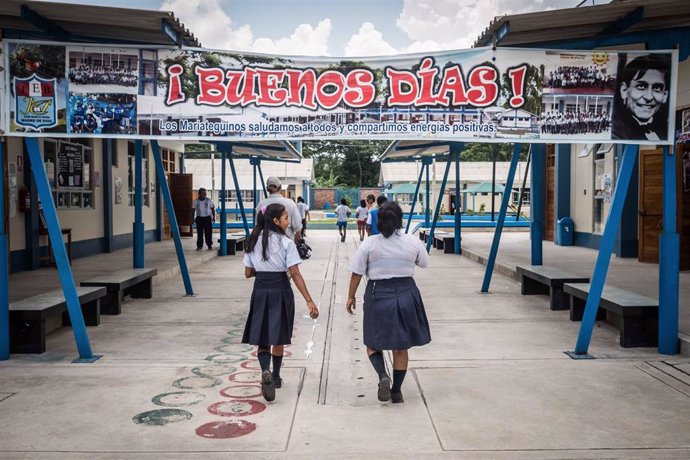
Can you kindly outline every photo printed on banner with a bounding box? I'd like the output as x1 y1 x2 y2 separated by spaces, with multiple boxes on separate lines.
8 43 67 133
67 93 137 134
540 51 618 141
611 53 672 141
68 47 139 95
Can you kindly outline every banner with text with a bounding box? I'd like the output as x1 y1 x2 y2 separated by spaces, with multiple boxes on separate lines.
1 40 678 144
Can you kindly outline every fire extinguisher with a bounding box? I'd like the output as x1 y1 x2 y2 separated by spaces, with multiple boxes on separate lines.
19 187 30 212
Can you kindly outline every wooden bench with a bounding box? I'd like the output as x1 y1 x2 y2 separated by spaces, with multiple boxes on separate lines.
563 283 658 348
432 232 455 253
216 234 247 255
81 268 157 315
516 265 590 310
9 286 106 353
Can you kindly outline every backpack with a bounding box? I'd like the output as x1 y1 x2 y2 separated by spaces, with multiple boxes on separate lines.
296 237 312 260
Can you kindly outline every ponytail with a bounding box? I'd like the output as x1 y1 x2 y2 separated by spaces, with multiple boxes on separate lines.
246 203 287 261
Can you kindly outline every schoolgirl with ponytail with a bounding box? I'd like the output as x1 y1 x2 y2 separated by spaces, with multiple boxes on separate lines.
242 203 319 402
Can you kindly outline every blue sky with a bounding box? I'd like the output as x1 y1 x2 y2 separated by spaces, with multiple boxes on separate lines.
48 0 606 56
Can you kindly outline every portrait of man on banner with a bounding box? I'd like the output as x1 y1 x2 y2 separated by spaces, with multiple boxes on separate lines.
611 53 671 141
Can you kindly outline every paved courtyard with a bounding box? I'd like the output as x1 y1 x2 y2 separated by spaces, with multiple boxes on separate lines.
1 230 689 459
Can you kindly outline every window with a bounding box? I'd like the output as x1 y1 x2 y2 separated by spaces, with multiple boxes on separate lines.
128 142 150 207
512 188 531 206
44 139 95 209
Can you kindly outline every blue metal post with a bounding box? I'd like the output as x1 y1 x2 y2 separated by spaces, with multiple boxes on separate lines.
0 141 9 360
133 140 144 269
571 144 638 356
426 158 452 253
425 158 431 227
530 144 546 265
481 143 522 293
24 139 97 362
405 161 426 233
451 142 464 254
219 149 227 256
658 144 679 355
226 149 250 237
252 157 258 223
257 159 267 198
151 141 194 296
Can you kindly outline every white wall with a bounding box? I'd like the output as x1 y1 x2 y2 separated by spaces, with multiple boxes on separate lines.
571 143 594 234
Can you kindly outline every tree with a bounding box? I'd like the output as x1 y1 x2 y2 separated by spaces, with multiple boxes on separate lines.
302 140 386 188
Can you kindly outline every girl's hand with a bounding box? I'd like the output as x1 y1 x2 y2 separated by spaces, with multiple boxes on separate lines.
307 301 319 319
346 297 356 315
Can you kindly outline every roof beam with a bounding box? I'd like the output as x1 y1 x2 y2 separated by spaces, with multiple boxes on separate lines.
20 5 70 41
597 6 644 37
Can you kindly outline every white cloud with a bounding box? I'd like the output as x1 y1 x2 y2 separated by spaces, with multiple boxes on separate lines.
161 0 332 55
395 0 581 51
344 22 398 57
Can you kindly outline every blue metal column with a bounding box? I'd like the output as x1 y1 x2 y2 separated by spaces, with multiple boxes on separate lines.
481 143 522 293
133 140 144 268
658 144 679 355
405 161 426 233
226 148 250 237
251 157 258 223
151 141 194 296
570 144 639 357
451 142 464 254
219 149 228 256
101 140 114 252
0 141 9 360
24 138 97 362
554 144 571 221
426 158 452 253
257 160 267 198
425 158 431 227
530 144 546 265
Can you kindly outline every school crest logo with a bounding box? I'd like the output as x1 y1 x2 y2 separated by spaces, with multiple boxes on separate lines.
14 74 57 129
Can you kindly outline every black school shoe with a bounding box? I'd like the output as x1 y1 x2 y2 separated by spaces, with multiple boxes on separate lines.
273 376 283 388
261 370 275 402
391 392 404 403
378 376 391 402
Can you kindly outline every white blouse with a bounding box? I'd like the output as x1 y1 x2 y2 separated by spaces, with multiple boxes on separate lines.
244 232 302 272
350 232 429 280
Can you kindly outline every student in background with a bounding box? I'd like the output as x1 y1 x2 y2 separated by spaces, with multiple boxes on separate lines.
365 194 376 236
296 196 310 238
335 198 351 243
193 188 215 251
366 195 387 236
355 199 369 241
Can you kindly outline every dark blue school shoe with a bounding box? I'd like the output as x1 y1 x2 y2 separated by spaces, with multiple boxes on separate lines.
391 392 404 403
378 376 391 402
261 370 275 402
273 376 283 388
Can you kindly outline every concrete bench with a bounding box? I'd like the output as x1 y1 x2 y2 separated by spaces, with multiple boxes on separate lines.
433 232 455 253
81 268 157 315
217 234 247 255
9 286 106 354
516 265 590 310
563 283 658 348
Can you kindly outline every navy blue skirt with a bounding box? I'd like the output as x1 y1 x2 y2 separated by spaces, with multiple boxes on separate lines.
242 272 295 346
363 277 431 350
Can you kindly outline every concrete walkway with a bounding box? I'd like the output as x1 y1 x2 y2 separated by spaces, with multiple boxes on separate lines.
1 230 689 458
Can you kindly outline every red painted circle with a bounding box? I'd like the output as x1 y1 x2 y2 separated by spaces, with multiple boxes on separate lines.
195 420 256 439
220 385 262 399
207 399 266 417
240 360 261 371
228 371 261 383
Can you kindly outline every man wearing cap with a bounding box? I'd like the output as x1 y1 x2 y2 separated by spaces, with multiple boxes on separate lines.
256 177 303 241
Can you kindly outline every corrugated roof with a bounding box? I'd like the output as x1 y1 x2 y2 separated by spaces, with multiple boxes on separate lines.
473 0 690 48
380 161 530 186
463 181 506 194
0 0 200 46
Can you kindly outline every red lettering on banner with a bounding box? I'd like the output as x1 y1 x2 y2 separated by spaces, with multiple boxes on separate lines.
344 69 375 107
196 67 225 105
286 69 317 109
507 64 527 108
466 65 499 107
241 68 258 105
225 70 246 105
436 65 469 106
416 58 439 106
315 70 346 109
165 64 186 105
386 68 418 106
256 69 287 106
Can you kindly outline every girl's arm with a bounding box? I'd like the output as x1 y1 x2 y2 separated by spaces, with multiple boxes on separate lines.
288 265 319 319
346 273 363 314
244 267 256 278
